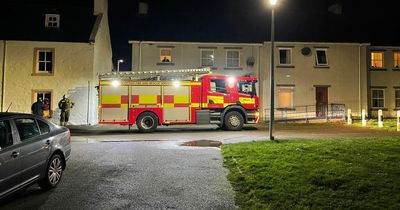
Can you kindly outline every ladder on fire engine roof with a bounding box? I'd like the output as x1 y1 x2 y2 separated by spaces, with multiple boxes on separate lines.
99 67 212 81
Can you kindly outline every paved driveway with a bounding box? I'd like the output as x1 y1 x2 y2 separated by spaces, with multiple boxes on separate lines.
1 141 236 209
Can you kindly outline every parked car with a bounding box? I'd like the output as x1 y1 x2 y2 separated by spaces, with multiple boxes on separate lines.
0 113 71 199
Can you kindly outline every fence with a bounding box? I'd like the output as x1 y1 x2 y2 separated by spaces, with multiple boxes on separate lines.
264 104 346 123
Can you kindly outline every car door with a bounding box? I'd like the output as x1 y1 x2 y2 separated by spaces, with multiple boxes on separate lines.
0 119 21 197
15 118 50 183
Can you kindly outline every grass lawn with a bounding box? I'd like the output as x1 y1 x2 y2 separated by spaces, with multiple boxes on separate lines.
222 138 400 209
351 119 399 132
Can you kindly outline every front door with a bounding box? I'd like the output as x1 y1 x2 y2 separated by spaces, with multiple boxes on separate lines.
0 120 21 197
316 87 328 117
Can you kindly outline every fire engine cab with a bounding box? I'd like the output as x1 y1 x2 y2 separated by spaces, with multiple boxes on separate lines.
98 68 260 132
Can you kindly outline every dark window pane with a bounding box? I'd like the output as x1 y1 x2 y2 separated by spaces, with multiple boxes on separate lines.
37 120 50 134
317 50 327 64
396 99 400 107
46 62 52 71
15 118 40 141
39 62 46 71
395 90 400 98
0 120 13 148
46 52 52 61
39 51 45 61
280 50 287 64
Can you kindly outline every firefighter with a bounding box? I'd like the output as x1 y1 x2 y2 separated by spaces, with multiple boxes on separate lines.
58 95 74 126
31 98 44 117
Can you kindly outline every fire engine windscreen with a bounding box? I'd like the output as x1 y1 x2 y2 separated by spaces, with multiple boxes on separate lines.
238 80 257 96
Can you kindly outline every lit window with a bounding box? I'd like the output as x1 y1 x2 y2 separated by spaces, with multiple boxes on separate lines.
34 48 54 75
226 50 240 68
279 48 292 65
278 86 294 108
200 50 214 67
371 89 385 108
395 89 400 108
138 2 149 15
34 91 52 118
371 52 384 68
45 14 60 28
394 52 400 68
160 49 172 63
315 49 328 66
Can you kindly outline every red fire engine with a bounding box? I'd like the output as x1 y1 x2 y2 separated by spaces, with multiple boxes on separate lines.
98 68 259 132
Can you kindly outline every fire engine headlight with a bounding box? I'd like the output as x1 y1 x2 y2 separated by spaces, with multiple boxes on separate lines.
112 80 120 87
173 81 181 87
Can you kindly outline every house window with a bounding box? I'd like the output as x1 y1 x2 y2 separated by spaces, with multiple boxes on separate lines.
371 89 385 108
315 49 328 66
226 50 240 68
278 86 294 108
160 49 172 63
34 48 54 75
279 48 292 65
138 2 149 15
395 89 400 108
200 50 214 67
33 90 52 118
45 14 60 28
371 52 384 68
394 52 400 68
210 79 227 93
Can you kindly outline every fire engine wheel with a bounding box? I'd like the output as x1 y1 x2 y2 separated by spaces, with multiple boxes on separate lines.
224 111 244 131
137 112 158 133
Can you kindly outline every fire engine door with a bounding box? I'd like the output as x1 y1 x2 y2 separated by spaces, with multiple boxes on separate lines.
163 85 190 122
100 85 129 122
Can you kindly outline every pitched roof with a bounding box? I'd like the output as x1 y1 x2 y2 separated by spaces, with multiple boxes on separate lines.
0 0 96 43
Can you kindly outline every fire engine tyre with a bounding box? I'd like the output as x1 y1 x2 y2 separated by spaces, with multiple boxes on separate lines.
224 111 244 131
137 112 158 133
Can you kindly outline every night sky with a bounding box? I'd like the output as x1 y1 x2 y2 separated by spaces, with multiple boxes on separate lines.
43 0 400 70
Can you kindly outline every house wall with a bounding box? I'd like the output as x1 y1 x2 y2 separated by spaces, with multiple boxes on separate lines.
131 42 261 77
368 46 400 117
0 41 5 112
3 41 95 125
131 41 371 120
92 0 113 124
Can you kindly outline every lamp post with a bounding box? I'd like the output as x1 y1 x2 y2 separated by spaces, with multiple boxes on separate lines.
269 0 277 140
117 59 124 72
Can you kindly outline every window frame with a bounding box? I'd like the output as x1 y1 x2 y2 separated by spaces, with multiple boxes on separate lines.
371 89 385 108
278 48 293 66
277 86 294 109
393 51 400 69
226 50 240 68
315 49 329 66
159 48 172 63
36 119 51 135
200 49 215 67
33 48 55 76
45 14 60 28
395 89 400 108
370 51 384 69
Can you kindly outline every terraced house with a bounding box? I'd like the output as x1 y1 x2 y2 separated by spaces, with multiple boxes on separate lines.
0 0 112 125
129 39 400 121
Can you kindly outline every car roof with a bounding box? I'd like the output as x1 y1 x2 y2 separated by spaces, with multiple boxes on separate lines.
0 112 36 118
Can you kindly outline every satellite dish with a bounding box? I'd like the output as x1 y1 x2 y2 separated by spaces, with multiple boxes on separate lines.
301 47 311 56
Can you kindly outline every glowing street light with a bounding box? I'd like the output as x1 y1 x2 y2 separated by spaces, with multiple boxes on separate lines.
117 59 124 72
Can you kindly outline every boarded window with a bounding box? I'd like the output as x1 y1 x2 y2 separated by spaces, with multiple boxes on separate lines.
278 86 294 108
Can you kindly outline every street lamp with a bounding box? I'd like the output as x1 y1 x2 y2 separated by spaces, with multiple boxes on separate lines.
117 59 124 72
269 0 277 140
